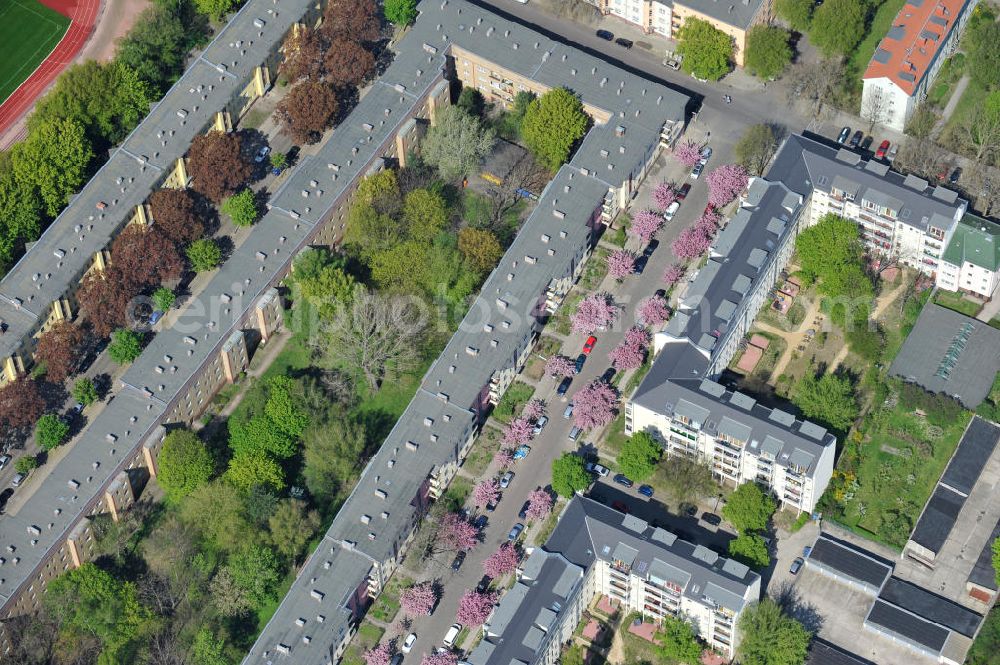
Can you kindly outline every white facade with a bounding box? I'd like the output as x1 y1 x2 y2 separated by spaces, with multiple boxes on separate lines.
938 259 999 299
860 77 910 133
650 0 672 35
936 216 1000 299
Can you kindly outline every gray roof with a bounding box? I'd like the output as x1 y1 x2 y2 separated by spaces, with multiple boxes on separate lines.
878 577 982 638
969 516 1000 591
807 534 893 590
807 639 876 665
865 600 951 654
675 0 767 30
889 304 1000 408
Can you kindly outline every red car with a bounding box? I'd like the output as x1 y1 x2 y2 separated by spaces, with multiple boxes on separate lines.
582 336 597 354
875 140 890 159
676 183 691 201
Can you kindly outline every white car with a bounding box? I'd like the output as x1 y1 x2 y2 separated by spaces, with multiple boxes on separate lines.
443 623 462 648
663 201 680 221
402 633 417 653
531 415 548 436
586 462 610 477
690 162 704 179
500 470 515 488
254 145 271 163
0 455 9 471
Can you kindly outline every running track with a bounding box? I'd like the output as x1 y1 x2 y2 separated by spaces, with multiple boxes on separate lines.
0 0 99 139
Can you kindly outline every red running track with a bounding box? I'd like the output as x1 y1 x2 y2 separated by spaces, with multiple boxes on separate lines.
0 0 100 137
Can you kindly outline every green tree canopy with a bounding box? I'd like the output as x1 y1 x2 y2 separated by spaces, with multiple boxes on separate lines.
809 0 866 57
108 328 144 365
737 598 812 665
969 22 1000 89
793 372 859 431
221 188 260 227
302 418 367 509
157 429 215 500
618 431 662 482
356 169 399 207
153 286 176 312
194 0 237 21
722 482 776 533
422 105 496 180
734 123 777 176
268 499 322 562
15 455 39 474
383 0 417 25
226 448 287 492
728 533 771 568
186 237 222 271
656 616 703 664
291 247 356 317
775 0 814 31
521 88 589 171
116 3 197 94
11 117 93 218
403 188 450 242
225 543 282 608
191 627 229 665
795 214 868 288
73 377 98 406
677 18 734 82
745 25 792 81
180 481 254 552
345 202 401 261
0 160 43 269
551 453 591 498
35 413 69 451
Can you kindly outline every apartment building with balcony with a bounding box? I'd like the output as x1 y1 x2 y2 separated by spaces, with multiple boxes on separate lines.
466 497 761 665
937 213 1000 300
861 0 978 131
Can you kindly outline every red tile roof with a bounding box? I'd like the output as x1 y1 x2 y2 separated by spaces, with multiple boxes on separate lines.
863 0 969 95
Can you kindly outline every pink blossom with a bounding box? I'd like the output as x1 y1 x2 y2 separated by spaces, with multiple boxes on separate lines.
483 542 521 577
544 355 575 379
695 207 720 236
526 489 553 521
521 399 546 422
637 296 670 327
572 381 619 430
365 643 393 665
623 326 651 349
674 140 702 167
651 182 677 211
571 293 620 334
609 338 646 370
502 417 534 446
606 249 636 280
457 589 499 626
421 653 459 665
706 164 749 207
472 479 501 509
671 226 711 260
630 209 663 244
439 512 479 551
400 582 438 616
663 263 685 284
493 447 514 469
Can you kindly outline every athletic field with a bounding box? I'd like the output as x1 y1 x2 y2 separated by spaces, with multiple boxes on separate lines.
0 0 71 105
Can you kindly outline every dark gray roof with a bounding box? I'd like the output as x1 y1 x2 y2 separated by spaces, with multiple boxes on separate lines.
909 485 965 553
968 516 1000 591
879 577 982 638
889 304 1000 408
866 599 950 653
940 417 1000 495
808 534 893 589
807 640 876 665
676 0 767 30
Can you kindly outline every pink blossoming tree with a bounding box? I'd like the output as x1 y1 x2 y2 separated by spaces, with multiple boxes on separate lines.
422 651 459 665
400 582 438 616
364 643 393 665
472 479 501 509
629 209 664 244
571 293 620 334
637 296 670 327
706 164 749 207
695 208 720 236
544 355 575 379
493 447 514 469
526 489 554 521
521 399 546 422
572 381 619 430
439 513 480 552
651 182 677 211
609 334 646 370
502 417 534 446
457 589 499 626
624 326 651 349
663 263 685 284
607 249 636 281
671 226 711 260
483 542 521 578
674 140 702 167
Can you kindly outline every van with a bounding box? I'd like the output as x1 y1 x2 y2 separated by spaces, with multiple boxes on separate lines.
443 623 463 648
568 426 582 441
663 201 680 221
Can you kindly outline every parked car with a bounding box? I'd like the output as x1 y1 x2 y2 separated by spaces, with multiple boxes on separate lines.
690 162 704 179
563 403 574 419
600 367 616 383
638 484 654 498
0 488 12 514
643 239 659 258
613 473 633 488
473 515 488 529
500 470 515 488
254 145 271 163
676 183 691 200
0 455 10 471
700 146 713 161
875 139 890 159
519 501 531 519
611 500 629 513
11 472 25 488
557 376 572 397
508 523 524 541
513 445 531 460
444 624 463 648
849 130 863 148
701 512 722 526
486 499 498 512
837 126 851 144
451 551 466 571
887 144 899 162
614 37 633 48
574 353 587 374
477 575 492 593
803 545 813 558
531 415 548 436
596 29 614 40
402 634 418 653
663 201 680 221
586 462 610 477
654 288 667 299
663 58 681 70
634 253 649 274
950 167 962 184
568 426 582 441
790 557 804 575
390 654 403 665
582 335 597 354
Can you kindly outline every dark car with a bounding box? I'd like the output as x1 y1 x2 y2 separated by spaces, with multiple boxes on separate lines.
473 515 488 529
477 575 493 593
680 502 697 517
596 29 614 41
557 376 572 397
451 551 466 571
0 488 12 514
611 500 629 513
574 353 587 374
614 37 633 49
508 523 524 541
634 254 649 274
790 557 804 575
600 367 616 384
701 512 722 526
486 499 498 512
950 167 962 184
654 288 667 299
837 126 851 144
677 183 691 200
849 130 863 148
643 239 659 258
613 473 633 488
860 135 873 151
518 501 531 520
638 484 654 498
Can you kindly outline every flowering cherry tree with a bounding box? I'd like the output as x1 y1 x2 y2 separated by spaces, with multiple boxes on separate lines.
457 589 499 626
651 182 677 211
544 355 575 379
637 296 670 327
521 399 546 422
400 582 438 616
674 140 702 167
572 381 619 430
623 326 651 349
671 226 712 260
493 447 514 469
421 651 459 665
607 249 636 280
439 512 479 551
609 326 651 371
472 479 501 509
502 417 534 446
706 164 749 207
364 642 393 665
483 542 521 577
695 207 720 236
629 209 663 244
663 263 685 284
571 293 620 334
526 489 554 521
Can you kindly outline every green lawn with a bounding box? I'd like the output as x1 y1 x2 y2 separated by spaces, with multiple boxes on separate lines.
0 0 70 104
933 289 982 318
492 380 535 424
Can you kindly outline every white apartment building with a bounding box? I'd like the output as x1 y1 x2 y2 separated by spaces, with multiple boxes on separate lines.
937 213 1000 300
